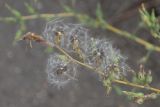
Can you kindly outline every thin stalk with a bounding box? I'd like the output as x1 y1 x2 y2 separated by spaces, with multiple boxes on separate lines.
0 13 74 22
22 13 74 20
104 24 160 52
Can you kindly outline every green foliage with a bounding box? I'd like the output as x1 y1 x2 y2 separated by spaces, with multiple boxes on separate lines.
113 86 123 95
103 65 123 95
123 91 158 104
103 78 112 95
77 14 98 28
15 29 24 41
13 21 26 44
57 54 68 62
123 91 145 104
63 5 75 13
5 4 27 43
5 4 22 19
132 65 152 85
24 2 37 14
96 3 103 21
63 4 107 28
95 3 106 28
139 50 152 64
139 4 160 39
45 47 54 53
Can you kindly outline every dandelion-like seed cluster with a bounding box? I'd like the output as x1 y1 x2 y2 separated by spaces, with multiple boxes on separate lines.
43 19 129 88
43 19 89 51
46 54 77 88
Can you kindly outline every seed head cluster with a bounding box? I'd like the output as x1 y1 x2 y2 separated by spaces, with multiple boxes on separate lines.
46 53 77 88
43 19 129 88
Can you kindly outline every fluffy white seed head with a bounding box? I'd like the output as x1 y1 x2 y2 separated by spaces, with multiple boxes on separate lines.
43 19 89 53
46 54 77 88
43 19 129 83
85 38 129 79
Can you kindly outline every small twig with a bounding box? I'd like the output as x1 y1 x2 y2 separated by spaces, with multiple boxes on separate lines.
104 24 160 52
21 32 160 93
22 13 74 20
0 13 74 22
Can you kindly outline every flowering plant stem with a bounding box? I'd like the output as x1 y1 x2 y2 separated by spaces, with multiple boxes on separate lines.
21 32 160 94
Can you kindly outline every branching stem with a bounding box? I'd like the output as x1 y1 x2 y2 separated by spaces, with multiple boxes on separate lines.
21 32 160 93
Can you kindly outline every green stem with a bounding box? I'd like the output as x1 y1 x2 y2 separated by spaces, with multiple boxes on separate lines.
0 13 73 22
104 24 160 52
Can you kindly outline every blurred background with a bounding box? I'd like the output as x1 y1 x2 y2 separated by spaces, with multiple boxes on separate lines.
0 0 160 107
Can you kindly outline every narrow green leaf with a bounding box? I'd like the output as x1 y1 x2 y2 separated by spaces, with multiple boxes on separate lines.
45 47 54 53
113 86 123 95
15 30 23 41
24 3 37 14
5 4 21 18
145 71 152 84
63 5 74 13
57 54 68 62
96 3 103 20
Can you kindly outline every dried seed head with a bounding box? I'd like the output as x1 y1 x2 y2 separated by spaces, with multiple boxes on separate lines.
65 24 89 52
46 53 77 88
102 43 129 79
86 38 129 79
43 19 89 53
43 19 68 45
43 19 130 82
